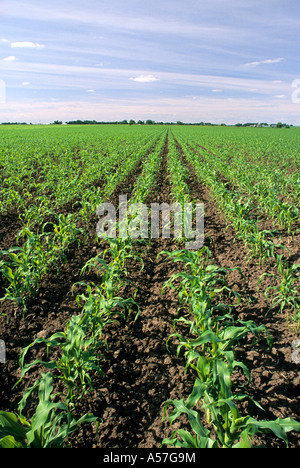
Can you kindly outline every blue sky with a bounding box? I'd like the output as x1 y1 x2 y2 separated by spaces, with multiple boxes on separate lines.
1 0 300 124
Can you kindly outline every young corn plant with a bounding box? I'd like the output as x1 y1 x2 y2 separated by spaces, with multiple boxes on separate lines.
0 229 57 313
162 302 299 445
80 237 142 307
73 281 139 338
163 374 300 448
47 213 88 260
17 251 139 409
239 228 285 265
100 237 144 278
19 199 54 231
18 313 106 406
160 246 243 310
0 372 97 448
80 253 138 304
160 246 300 448
258 255 300 325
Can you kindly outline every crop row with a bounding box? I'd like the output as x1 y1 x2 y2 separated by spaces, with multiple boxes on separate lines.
158 135 300 447
172 134 299 326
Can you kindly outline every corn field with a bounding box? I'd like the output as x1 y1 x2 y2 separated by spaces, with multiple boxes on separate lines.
0 124 299 448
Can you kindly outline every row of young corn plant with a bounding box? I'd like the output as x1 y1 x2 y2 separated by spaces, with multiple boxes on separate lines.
257 254 300 329
175 137 281 263
173 126 299 207
160 247 300 448
159 140 300 447
126 131 167 204
167 132 191 205
63 130 165 230
0 215 88 314
189 137 299 234
173 136 300 325
0 233 143 447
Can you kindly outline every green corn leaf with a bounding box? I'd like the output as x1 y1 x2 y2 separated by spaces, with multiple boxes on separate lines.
232 430 253 448
172 399 209 439
246 416 300 447
0 411 28 444
190 330 221 348
0 434 25 448
174 429 199 448
1 265 14 281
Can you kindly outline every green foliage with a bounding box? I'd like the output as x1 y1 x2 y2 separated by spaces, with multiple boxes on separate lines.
161 247 299 448
258 255 300 325
0 373 97 448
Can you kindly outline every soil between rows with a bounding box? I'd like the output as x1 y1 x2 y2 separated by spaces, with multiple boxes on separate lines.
0 132 299 448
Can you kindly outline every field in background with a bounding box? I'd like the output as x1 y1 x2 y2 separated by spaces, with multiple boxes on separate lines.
0 124 299 448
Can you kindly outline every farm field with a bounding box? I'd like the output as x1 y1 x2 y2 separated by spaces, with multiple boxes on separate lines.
0 124 299 448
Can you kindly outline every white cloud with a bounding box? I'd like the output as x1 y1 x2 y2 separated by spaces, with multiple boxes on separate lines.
0 38 10 44
2 59 290 99
11 41 45 49
3 55 16 61
22 82 30 86
129 74 160 83
243 58 285 67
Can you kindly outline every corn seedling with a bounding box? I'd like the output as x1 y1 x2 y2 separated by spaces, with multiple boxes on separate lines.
101 237 144 277
74 281 140 332
0 372 97 448
0 229 57 312
160 247 243 309
239 229 285 265
17 312 107 404
159 246 299 448
258 255 300 324
163 375 300 448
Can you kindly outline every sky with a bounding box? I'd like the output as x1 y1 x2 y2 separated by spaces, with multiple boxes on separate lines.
1 0 300 124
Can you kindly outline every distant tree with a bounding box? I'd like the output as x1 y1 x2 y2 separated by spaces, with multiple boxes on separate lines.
276 122 283 128
129 120 135 125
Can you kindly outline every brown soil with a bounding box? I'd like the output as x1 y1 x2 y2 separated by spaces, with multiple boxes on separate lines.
0 130 299 449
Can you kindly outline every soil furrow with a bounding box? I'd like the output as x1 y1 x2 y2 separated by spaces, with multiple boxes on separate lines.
69 130 195 448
